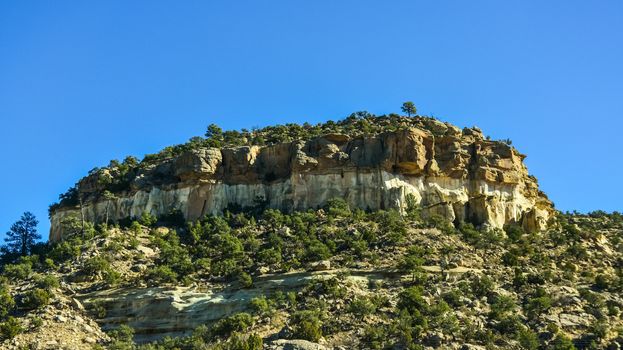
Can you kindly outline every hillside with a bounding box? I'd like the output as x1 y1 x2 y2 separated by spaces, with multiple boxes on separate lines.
0 113 621 350
1 206 623 349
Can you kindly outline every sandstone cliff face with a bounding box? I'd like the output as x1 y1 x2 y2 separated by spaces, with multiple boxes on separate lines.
50 123 552 241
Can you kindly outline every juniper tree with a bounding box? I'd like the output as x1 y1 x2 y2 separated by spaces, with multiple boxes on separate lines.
4 212 40 256
102 190 117 227
205 124 224 147
401 101 417 117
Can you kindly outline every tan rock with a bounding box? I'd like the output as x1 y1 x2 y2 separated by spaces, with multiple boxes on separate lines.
50 126 553 241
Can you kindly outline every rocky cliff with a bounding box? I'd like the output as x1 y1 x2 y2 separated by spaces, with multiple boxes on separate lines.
49 118 553 241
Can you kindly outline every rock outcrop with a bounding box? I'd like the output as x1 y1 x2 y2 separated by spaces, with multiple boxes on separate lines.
80 270 393 342
50 123 553 241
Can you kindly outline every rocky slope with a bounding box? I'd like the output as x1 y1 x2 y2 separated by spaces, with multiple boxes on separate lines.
49 116 553 241
2 209 623 349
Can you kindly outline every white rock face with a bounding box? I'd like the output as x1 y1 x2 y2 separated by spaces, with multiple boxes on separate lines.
51 170 547 241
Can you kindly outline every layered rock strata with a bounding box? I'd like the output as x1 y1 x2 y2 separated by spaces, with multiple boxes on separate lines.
50 123 552 241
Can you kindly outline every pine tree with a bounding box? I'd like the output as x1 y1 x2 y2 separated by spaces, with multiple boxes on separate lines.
205 123 224 147
401 101 417 117
4 212 40 256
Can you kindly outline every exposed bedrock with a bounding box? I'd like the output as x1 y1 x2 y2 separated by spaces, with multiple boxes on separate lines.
80 270 407 343
50 125 553 241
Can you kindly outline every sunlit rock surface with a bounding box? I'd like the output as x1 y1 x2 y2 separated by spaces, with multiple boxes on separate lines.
50 125 552 241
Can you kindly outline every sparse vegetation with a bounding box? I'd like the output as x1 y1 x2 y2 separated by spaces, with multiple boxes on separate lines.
3 108 623 348
19 288 51 310
3 204 623 348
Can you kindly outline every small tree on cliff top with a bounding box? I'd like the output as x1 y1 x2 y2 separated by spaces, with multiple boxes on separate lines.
4 212 40 256
205 124 224 147
401 101 417 117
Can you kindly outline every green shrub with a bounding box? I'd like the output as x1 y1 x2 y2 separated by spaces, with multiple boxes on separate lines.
526 273 546 285
325 198 351 218
127 236 140 249
83 256 121 285
110 324 134 342
427 300 453 327
374 210 408 244
579 288 605 309
397 286 428 315
151 231 194 277
35 274 60 291
193 258 211 275
108 324 135 350
0 287 15 319
3 262 32 280
238 272 253 289
471 276 494 298
291 310 322 342
442 290 463 308
398 246 427 282
525 295 552 321
146 265 178 284
89 301 107 318
31 316 43 328
362 324 389 350
19 288 51 310
211 313 254 339
0 316 22 340
549 334 576 350
348 297 377 320
494 315 523 335
588 320 608 340
43 258 57 270
211 258 239 278
311 277 346 299
223 332 263 350
104 269 121 285
250 296 270 316
392 308 428 345
348 239 369 258
58 214 84 238
139 212 158 227
459 223 484 245
305 240 331 261
130 221 143 235
505 224 525 242
513 269 528 289
488 295 516 321
48 239 82 263
257 248 282 266
428 215 455 234
404 194 422 222
286 291 297 309
83 256 110 276
517 327 539 349
479 228 504 249
501 251 519 266
593 274 610 290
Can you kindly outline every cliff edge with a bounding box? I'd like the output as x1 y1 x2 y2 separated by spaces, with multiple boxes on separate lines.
49 116 553 241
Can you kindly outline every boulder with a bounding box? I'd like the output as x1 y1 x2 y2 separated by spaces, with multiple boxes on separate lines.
309 260 331 271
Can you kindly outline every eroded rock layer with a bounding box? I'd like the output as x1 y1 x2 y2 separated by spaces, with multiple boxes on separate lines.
50 124 552 241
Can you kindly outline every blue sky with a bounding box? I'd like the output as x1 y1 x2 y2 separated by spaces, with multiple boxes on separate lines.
1 1 622 241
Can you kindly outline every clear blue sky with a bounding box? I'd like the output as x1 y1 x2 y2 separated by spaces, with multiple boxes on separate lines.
1 1 622 241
